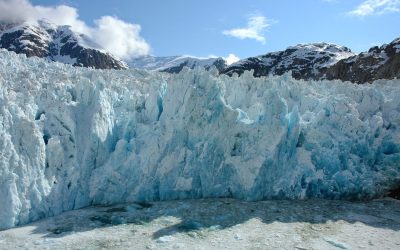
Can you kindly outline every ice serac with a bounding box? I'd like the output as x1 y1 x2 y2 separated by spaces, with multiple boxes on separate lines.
0 50 400 230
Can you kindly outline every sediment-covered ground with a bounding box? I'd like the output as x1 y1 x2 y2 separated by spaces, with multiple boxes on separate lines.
0 198 399 250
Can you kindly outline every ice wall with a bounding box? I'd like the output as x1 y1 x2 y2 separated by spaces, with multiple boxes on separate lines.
1 50 400 229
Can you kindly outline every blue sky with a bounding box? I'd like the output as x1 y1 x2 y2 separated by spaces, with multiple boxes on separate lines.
18 0 400 59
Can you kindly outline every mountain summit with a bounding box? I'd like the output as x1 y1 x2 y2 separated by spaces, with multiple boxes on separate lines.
0 19 127 69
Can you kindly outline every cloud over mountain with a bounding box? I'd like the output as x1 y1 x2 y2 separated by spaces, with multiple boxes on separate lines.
0 0 150 59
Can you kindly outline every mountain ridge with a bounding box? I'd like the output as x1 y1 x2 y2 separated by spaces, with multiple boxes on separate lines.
1 19 399 83
221 43 355 80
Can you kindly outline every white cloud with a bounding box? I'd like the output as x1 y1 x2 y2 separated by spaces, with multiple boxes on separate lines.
0 0 150 60
224 53 240 65
348 0 400 16
222 15 274 44
92 16 150 59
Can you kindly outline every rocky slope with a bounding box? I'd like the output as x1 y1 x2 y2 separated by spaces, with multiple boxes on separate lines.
222 38 400 84
222 43 354 79
323 38 400 83
132 39 400 83
0 19 126 70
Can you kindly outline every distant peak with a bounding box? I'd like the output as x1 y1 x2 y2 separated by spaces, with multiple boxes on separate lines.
287 42 352 53
391 37 400 44
0 19 126 69
36 18 57 31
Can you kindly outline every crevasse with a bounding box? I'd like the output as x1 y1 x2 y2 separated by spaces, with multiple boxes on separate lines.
0 50 399 230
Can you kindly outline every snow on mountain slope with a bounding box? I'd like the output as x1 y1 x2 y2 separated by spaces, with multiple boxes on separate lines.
222 43 354 79
1 50 400 230
222 38 400 83
0 19 127 69
127 55 227 73
323 37 400 83
127 55 183 70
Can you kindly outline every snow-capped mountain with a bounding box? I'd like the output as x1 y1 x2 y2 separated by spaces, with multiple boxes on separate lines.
222 43 355 80
222 38 400 83
1 19 399 83
0 19 227 72
0 19 127 69
323 37 400 83
131 40 400 83
127 55 227 73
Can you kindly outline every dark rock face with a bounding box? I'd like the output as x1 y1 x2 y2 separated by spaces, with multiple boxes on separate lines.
0 21 126 70
322 38 400 83
161 60 192 74
0 27 49 57
210 58 228 72
58 39 125 69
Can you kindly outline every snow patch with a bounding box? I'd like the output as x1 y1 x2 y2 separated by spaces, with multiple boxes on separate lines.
127 55 223 71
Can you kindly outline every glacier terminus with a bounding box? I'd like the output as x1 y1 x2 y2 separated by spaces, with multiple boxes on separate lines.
0 50 399 230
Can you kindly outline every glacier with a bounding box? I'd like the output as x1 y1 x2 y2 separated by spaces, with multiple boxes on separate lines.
0 50 399 230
